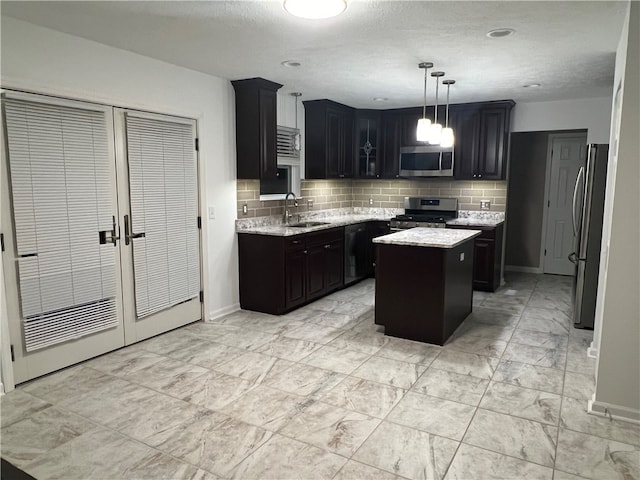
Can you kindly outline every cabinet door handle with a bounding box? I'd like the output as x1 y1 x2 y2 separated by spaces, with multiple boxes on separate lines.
292 240 300 244
478 174 482 178
303 250 308 254
324 244 331 249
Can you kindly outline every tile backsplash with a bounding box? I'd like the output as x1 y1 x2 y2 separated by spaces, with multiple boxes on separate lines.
237 178 506 218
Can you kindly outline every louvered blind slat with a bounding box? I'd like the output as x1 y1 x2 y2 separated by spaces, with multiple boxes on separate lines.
277 125 300 159
3 98 118 351
125 114 200 319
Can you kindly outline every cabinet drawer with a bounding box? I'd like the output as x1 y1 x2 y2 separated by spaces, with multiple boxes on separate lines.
447 224 496 240
306 227 343 246
284 235 306 251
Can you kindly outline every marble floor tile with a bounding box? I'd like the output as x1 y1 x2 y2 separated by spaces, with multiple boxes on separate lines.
220 384 309 431
334 460 403 480
214 351 292 384
122 357 209 394
477 298 526 315
23 427 214 480
519 307 571 335
560 396 640 446
182 322 244 341
481 294 529 307
169 339 246 370
279 401 380 456
132 327 200 355
463 409 557 467
1 407 96 468
300 345 371 374
329 329 389 355
479 381 562 425
552 471 590 480
229 434 347 480
333 302 373 318
430 350 499 380
502 343 566 369
555 428 640 480
511 328 569 350
353 421 459 480
266 363 345 397
320 377 405 419
528 291 573 313
282 322 344 344
352 355 426 389
387 392 476 441
493 360 564 394
565 349 597 376
215 328 278 350
375 337 441 365
563 371 595 400
0 388 51 428
444 443 553 480
411 367 489 406
254 336 322 362
84 348 166 376
307 298 344 313
307 310 363 329
444 334 508 358
177 370 256 410
21 365 120 405
463 307 521 326
450 320 515 342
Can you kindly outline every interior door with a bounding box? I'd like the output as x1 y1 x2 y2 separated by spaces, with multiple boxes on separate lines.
543 134 587 275
115 110 202 344
1 92 126 383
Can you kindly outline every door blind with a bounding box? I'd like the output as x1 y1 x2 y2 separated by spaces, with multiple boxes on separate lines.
3 98 118 351
125 114 200 318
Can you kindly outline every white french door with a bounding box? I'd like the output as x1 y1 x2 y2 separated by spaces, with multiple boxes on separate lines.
1 92 202 383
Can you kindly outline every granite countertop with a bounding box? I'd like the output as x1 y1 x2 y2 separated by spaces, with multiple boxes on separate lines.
446 217 504 227
373 227 482 249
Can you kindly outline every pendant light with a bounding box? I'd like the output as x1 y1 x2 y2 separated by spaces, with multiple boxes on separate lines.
428 71 445 145
291 92 302 151
416 62 433 142
440 80 455 148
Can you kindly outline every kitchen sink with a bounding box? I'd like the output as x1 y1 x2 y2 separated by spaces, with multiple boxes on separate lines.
287 221 331 228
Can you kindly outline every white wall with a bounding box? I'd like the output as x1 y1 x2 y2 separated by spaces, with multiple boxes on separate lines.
512 96 612 143
1 19 240 338
590 2 640 421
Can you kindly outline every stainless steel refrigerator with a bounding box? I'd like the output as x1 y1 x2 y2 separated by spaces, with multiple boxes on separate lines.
569 144 609 329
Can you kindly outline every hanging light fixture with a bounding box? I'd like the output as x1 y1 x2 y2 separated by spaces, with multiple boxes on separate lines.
440 79 455 148
283 0 347 19
416 62 433 142
428 71 445 145
291 92 302 151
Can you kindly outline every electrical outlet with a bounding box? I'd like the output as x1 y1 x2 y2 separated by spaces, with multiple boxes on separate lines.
208 206 216 219
480 200 491 210
369 198 373 206
242 203 248 215
307 199 314 209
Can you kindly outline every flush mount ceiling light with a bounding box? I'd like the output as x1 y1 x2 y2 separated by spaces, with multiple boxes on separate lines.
523 83 541 88
281 60 301 68
373 97 388 102
283 0 347 19
416 62 434 142
486 28 515 38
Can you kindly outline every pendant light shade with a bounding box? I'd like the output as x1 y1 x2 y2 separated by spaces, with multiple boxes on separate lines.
283 0 347 19
440 79 456 148
416 62 433 142
428 71 445 145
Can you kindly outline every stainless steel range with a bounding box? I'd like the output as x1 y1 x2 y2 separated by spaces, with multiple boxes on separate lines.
390 197 458 231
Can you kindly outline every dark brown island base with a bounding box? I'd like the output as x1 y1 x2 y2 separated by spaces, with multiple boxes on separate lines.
373 228 482 346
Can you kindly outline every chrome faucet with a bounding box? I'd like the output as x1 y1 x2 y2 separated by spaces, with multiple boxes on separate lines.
284 192 298 224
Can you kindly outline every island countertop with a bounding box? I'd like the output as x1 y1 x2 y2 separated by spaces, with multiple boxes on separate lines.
373 227 481 249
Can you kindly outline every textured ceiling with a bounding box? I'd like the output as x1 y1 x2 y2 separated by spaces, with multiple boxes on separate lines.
0 1 629 108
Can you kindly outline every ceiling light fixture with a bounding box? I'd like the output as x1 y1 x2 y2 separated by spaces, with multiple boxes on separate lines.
281 60 301 68
440 80 456 148
416 62 434 142
283 0 347 19
486 28 515 38
291 92 302 151
373 97 388 102
427 71 445 145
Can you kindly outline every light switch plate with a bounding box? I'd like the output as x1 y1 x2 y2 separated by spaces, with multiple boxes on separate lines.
242 204 248 215
208 206 216 219
480 200 491 210
307 199 314 209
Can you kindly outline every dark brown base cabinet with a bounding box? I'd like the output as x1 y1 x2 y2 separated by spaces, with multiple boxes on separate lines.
447 223 504 292
374 240 475 346
238 228 344 315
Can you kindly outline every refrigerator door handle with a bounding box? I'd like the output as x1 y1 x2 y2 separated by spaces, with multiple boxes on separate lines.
572 166 585 237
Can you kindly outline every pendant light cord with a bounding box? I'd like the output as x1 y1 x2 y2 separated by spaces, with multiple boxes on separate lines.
422 68 428 120
434 78 439 125
445 83 450 128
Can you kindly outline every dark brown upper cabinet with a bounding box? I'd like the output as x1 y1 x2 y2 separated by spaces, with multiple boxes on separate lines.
304 100 355 179
353 110 382 178
232 77 283 180
453 101 514 180
380 110 403 179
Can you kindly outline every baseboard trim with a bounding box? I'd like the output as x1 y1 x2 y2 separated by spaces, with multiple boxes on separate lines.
208 303 240 322
588 395 640 424
505 265 543 274
587 341 599 358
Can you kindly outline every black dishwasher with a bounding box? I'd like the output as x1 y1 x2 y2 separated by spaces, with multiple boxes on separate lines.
344 223 369 285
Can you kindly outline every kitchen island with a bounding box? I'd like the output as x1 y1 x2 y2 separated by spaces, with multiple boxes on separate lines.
373 227 481 345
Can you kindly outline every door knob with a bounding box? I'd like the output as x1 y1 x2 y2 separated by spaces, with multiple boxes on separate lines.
99 216 120 247
124 214 146 245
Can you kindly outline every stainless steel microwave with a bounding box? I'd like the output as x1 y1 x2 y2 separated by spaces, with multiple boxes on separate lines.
399 145 454 177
